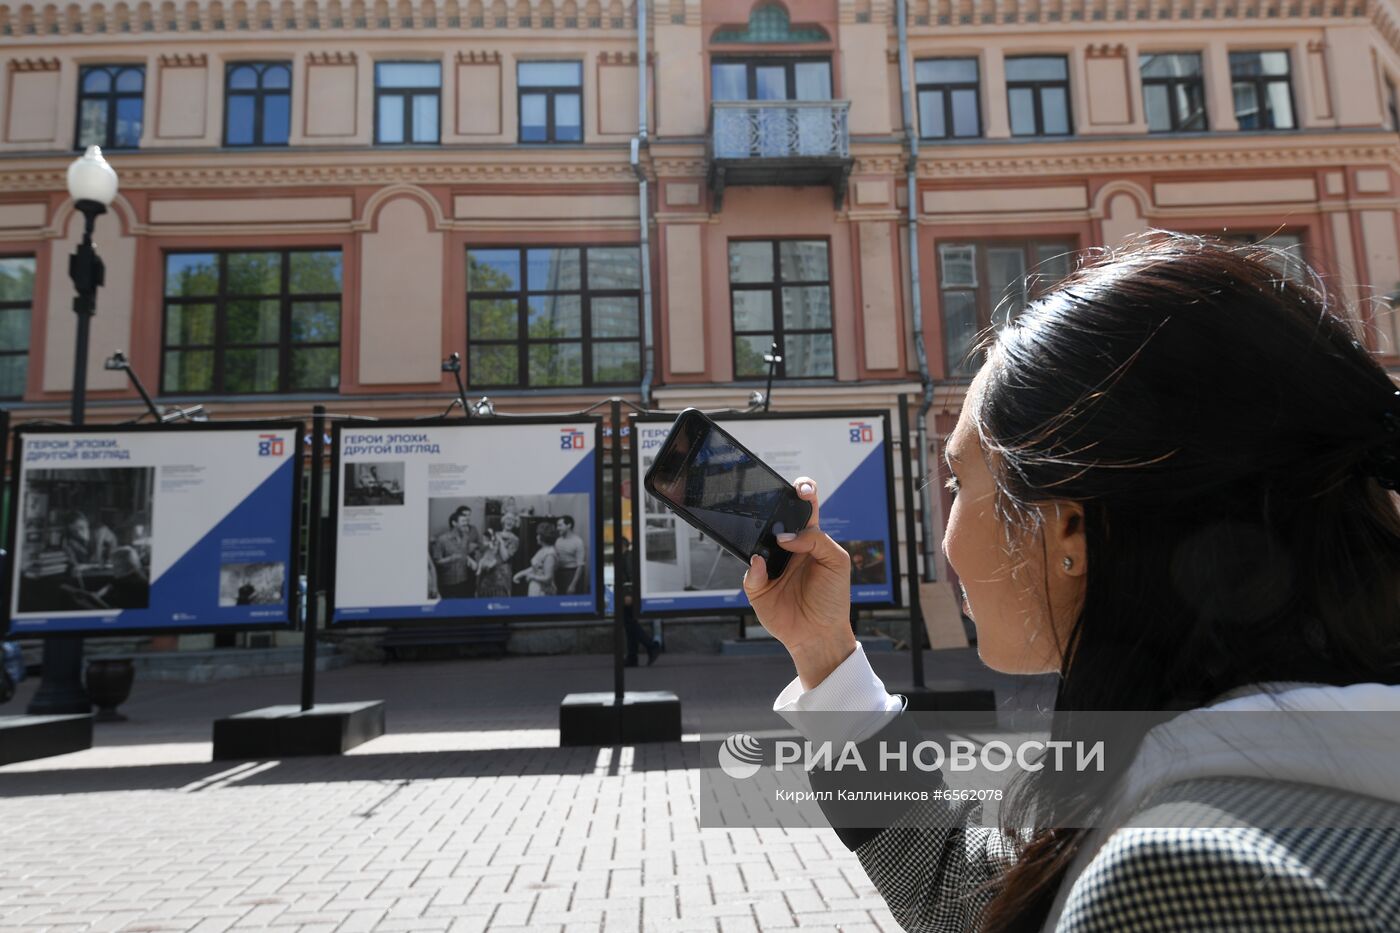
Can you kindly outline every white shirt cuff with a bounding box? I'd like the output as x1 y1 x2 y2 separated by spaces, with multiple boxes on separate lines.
772 640 906 745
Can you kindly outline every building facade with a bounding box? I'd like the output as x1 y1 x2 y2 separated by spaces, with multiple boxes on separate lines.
3 0 1400 597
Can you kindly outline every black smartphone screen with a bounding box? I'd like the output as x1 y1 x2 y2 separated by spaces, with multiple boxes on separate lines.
646 411 810 576
679 424 791 557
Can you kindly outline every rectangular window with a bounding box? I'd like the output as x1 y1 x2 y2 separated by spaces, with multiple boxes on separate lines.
375 61 441 144
937 240 1074 377
729 240 834 380
1005 56 1072 136
0 257 35 399
915 58 981 140
225 62 292 146
1230 50 1295 130
1141 52 1207 132
518 61 584 143
709 58 833 102
1220 231 1307 284
466 246 643 388
76 64 145 149
162 249 342 395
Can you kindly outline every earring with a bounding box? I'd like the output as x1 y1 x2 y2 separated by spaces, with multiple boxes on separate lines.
1063 556 1073 570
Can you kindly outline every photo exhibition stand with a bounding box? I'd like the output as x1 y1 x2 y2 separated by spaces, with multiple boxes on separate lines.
559 398 682 746
212 405 386 759
0 406 99 767
893 394 996 720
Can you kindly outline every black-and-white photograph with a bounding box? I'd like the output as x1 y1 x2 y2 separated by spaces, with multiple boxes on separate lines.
218 562 287 607
16 467 155 613
427 493 591 600
344 462 405 507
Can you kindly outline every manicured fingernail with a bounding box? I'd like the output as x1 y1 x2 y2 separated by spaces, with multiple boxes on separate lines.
750 555 761 566
776 532 797 542
799 483 814 496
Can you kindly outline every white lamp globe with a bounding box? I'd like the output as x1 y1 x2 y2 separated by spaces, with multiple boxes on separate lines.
66 146 119 206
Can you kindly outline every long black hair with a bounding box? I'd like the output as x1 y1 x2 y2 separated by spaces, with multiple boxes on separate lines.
961 232 1400 931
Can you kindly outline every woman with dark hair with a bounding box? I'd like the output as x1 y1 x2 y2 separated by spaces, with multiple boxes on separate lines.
745 233 1400 931
514 521 559 596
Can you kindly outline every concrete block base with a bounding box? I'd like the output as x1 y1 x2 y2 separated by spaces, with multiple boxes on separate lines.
0 714 94 766
212 701 385 760
559 691 681 746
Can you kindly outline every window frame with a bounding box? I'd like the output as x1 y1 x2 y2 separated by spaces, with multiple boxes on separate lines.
708 56 834 102
1229 50 1296 131
914 57 982 140
465 244 645 390
1139 51 1208 133
516 60 585 144
373 60 442 145
0 254 35 401
161 248 343 397
223 61 293 147
1387 74 1399 132
728 237 836 381
936 238 1076 377
1004 55 1074 137
74 63 145 150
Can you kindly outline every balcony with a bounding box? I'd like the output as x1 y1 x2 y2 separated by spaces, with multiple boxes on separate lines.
706 100 854 211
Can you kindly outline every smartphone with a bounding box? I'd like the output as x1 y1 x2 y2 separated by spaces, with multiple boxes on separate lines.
642 408 814 580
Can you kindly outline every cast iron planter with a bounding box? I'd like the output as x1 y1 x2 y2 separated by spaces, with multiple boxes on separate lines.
85 658 134 722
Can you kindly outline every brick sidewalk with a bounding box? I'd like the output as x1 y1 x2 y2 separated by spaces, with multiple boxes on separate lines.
0 649 1051 932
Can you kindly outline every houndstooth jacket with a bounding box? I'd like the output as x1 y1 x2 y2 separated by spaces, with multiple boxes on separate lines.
810 691 1400 932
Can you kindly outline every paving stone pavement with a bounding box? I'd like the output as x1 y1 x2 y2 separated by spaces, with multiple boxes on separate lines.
0 648 1053 933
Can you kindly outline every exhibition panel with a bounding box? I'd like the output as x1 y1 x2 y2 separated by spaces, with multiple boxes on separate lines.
328 418 605 625
632 411 900 616
3 422 304 636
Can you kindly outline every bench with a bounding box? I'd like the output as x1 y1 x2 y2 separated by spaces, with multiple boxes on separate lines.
379 624 510 662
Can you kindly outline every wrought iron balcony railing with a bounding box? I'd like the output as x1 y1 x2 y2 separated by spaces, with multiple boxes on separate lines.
706 100 854 211
709 99 851 161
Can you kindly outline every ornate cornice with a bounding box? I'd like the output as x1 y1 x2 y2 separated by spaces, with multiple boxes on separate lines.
0 0 639 35
915 142 1400 177
8 58 61 72
0 160 640 192
1085 43 1128 58
158 53 207 67
307 50 358 64
455 50 501 63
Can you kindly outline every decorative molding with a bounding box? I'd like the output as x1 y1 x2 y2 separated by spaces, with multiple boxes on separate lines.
455 50 501 63
9 58 61 72
1307 38 1327 50
913 142 1400 177
1085 43 1128 57
159 53 208 67
0 161 641 193
307 50 358 64
599 50 639 64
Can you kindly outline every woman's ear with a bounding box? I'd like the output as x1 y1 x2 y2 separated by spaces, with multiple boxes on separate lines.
1053 500 1087 574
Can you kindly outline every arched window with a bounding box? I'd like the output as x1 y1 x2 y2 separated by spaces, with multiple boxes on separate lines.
225 61 292 146
76 64 145 149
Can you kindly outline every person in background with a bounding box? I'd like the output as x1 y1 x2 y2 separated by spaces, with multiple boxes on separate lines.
553 515 586 595
515 522 559 596
476 526 521 598
432 505 482 599
618 536 659 666
101 547 148 609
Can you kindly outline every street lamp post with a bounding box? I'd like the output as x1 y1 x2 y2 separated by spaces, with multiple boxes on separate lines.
26 146 119 717
762 342 782 412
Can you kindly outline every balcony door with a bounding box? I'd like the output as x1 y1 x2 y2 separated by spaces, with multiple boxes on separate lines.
712 58 832 157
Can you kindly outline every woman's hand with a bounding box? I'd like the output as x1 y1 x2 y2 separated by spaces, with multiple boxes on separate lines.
743 477 856 690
